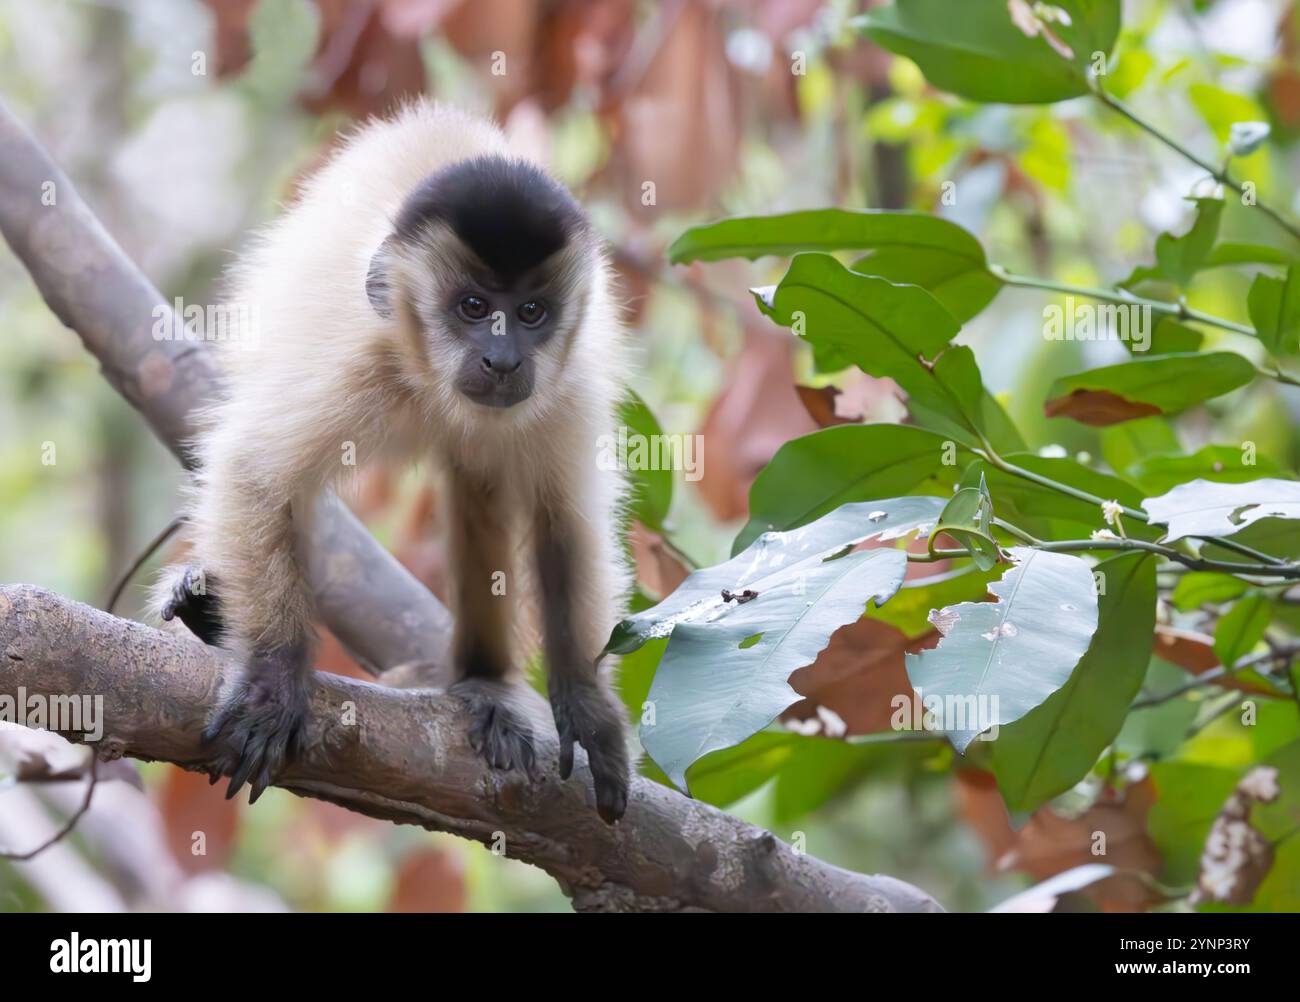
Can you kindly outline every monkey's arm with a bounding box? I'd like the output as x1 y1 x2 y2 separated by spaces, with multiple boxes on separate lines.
534 497 631 824
182 363 381 801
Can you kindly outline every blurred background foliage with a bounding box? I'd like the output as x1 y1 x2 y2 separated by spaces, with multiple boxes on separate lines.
2 0 1299 912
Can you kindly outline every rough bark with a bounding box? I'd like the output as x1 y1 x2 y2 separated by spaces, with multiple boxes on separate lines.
0 99 943 912
1 585 941 912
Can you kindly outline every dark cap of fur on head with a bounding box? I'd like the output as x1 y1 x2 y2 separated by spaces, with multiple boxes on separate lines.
394 155 587 286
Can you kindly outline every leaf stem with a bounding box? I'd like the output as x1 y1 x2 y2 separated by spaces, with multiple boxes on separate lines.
974 447 1290 568
1091 84 1300 244
988 264 1257 337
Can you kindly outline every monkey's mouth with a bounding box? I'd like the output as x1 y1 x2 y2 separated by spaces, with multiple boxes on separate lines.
458 378 533 409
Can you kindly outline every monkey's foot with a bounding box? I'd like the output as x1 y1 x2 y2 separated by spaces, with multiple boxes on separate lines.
452 679 539 778
160 565 224 646
550 678 630 824
202 649 310 804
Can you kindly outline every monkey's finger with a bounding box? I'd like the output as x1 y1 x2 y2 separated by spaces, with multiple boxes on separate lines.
224 735 260 800
557 725 575 779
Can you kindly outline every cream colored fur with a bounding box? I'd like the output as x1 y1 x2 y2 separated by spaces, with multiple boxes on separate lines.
164 100 633 678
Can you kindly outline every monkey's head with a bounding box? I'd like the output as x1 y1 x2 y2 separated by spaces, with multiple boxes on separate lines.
367 156 596 412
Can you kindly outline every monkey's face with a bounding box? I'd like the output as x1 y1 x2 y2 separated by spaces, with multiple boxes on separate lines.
441 281 556 408
368 156 595 412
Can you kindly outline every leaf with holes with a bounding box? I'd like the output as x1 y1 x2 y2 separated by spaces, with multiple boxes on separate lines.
608 497 944 790
1143 478 1300 542
906 547 1100 753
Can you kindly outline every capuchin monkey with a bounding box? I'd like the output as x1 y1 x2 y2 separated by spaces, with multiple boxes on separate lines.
156 101 632 823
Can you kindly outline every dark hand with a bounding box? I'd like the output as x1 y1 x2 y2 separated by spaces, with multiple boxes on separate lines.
202 645 311 804
550 676 630 824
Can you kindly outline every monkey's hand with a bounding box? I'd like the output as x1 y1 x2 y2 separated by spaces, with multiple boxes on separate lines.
450 678 539 779
202 645 311 804
550 676 630 824
159 564 224 647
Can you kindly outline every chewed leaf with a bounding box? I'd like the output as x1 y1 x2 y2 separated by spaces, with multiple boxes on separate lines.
604 495 945 656
905 547 1099 752
641 547 910 791
1143 478 1300 542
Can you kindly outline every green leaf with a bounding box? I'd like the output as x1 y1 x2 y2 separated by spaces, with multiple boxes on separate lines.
734 424 959 556
1247 265 1300 357
906 547 1100 753
930 474 999 570
1122 197 1225 289
609 494 947 656
855 0 1121 105
1143 478 1300 542
1099 416 1181 477
1202 242 1296 269
867 564 1003 639
963 454 1162 541
1044 352 1255 426
640 548 907 791
992 553 1156 812
1213 594 1272 669
1171 572 1248 612
1135 318 1202 355
1148 761 1243 883
1125 445 1287 495
616 391 673 531
668 210 1001 322
616 497 945 789
754 253 1023 450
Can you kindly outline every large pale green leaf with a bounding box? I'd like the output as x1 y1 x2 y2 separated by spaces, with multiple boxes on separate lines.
613 497 944 789
905 547 1100 752
1044 352 1255 426
991 553 1156 812
753 253 1022 450
855 0 1120 105
1143 478 1300 542
734 424 960 555
608 495 945 656
641 548 907 790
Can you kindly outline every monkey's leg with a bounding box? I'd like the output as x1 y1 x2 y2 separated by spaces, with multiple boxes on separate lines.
534 506 630 824
446 471 537 775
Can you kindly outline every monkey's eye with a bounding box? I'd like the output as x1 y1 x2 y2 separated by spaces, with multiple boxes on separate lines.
517 300 547 327
458 295 489 321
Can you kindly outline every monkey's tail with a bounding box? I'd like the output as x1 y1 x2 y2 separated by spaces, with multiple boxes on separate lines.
105 516 185 616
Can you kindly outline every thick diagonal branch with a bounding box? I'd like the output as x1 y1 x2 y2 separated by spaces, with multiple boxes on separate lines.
0 585 942 912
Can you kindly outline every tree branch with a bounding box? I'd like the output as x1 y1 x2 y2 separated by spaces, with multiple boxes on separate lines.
0 584 941 913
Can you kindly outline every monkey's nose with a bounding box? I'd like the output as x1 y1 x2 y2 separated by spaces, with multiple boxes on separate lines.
481 355 522 376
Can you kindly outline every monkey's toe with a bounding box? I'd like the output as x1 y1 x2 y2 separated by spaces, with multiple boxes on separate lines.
550 680 631 824
161 565 224 646
202 666 309 803
452 680 539 779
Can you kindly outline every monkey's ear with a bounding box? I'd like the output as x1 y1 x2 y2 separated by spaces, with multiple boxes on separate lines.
366 235 398 319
